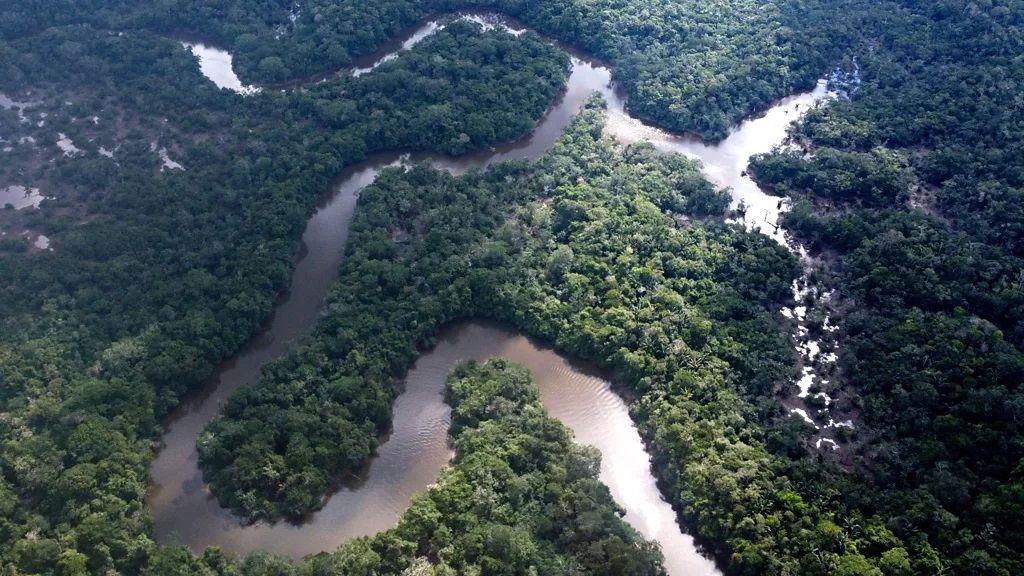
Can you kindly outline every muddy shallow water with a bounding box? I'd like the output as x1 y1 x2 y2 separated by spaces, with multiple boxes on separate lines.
154 320 721 575
151 13 835 574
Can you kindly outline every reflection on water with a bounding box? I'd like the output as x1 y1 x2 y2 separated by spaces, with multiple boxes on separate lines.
149 160 379 550
150 142 185 171
153 321 719 575
182 42 260 94
604 80 832 242
0 93 37 123
0 185 45 210
151 12 836 574
185 13 525 89
352 21 442 77
499 324 720 576
57 133 82 156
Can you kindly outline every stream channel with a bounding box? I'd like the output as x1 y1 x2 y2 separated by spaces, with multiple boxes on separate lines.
152 13 838 575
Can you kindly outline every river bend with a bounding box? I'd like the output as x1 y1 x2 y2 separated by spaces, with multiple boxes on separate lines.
153 13 835 576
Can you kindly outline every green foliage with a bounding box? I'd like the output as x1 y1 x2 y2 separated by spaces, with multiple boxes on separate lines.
3 0 1022 573
751 147 911 206
753 0 1024 573
205 100 917 574
0 18 568 573
302 20 570 155
151 360 668 575
5 0 856 140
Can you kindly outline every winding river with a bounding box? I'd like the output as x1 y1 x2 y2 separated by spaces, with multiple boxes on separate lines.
155 13 835 575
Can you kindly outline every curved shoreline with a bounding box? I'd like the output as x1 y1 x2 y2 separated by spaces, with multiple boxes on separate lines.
153 14 834 575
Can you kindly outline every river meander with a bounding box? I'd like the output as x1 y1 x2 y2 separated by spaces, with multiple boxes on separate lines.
152 13 835 575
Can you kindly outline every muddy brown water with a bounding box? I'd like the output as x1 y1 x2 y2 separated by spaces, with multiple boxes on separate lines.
152 13 833 575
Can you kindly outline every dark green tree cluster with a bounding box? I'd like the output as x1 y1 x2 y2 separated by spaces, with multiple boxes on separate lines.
788 0 1024 262
206 100 929 574
0 18 568 574
4 0 857 140
300 20 570 156
750 147 912 206
751 0 1024 573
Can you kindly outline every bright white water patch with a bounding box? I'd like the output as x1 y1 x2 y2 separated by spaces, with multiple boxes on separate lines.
159 149 184 171
352 22 443 76
604 79 832 243
829 57 862 100
57 133 82 156
462 13 527 36
151 142 184 171
0 94 37 123
827 418 855 430
796 366 816 397
0 186 45 209
791 408 819 428
274 9 302 39
0 94 27 109
783 273 847 447
817 438 839 451
183 42 260 95
352 14 528 77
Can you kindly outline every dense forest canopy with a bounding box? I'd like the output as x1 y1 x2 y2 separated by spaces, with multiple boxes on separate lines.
2 0 851 140
153 360 667 575
0 17 571 575
748 0 1024 573
198 101 921 574
0 0 1022 574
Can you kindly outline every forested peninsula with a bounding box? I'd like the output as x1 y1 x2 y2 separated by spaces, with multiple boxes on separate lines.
0 0 1022 575
152 359 666 575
